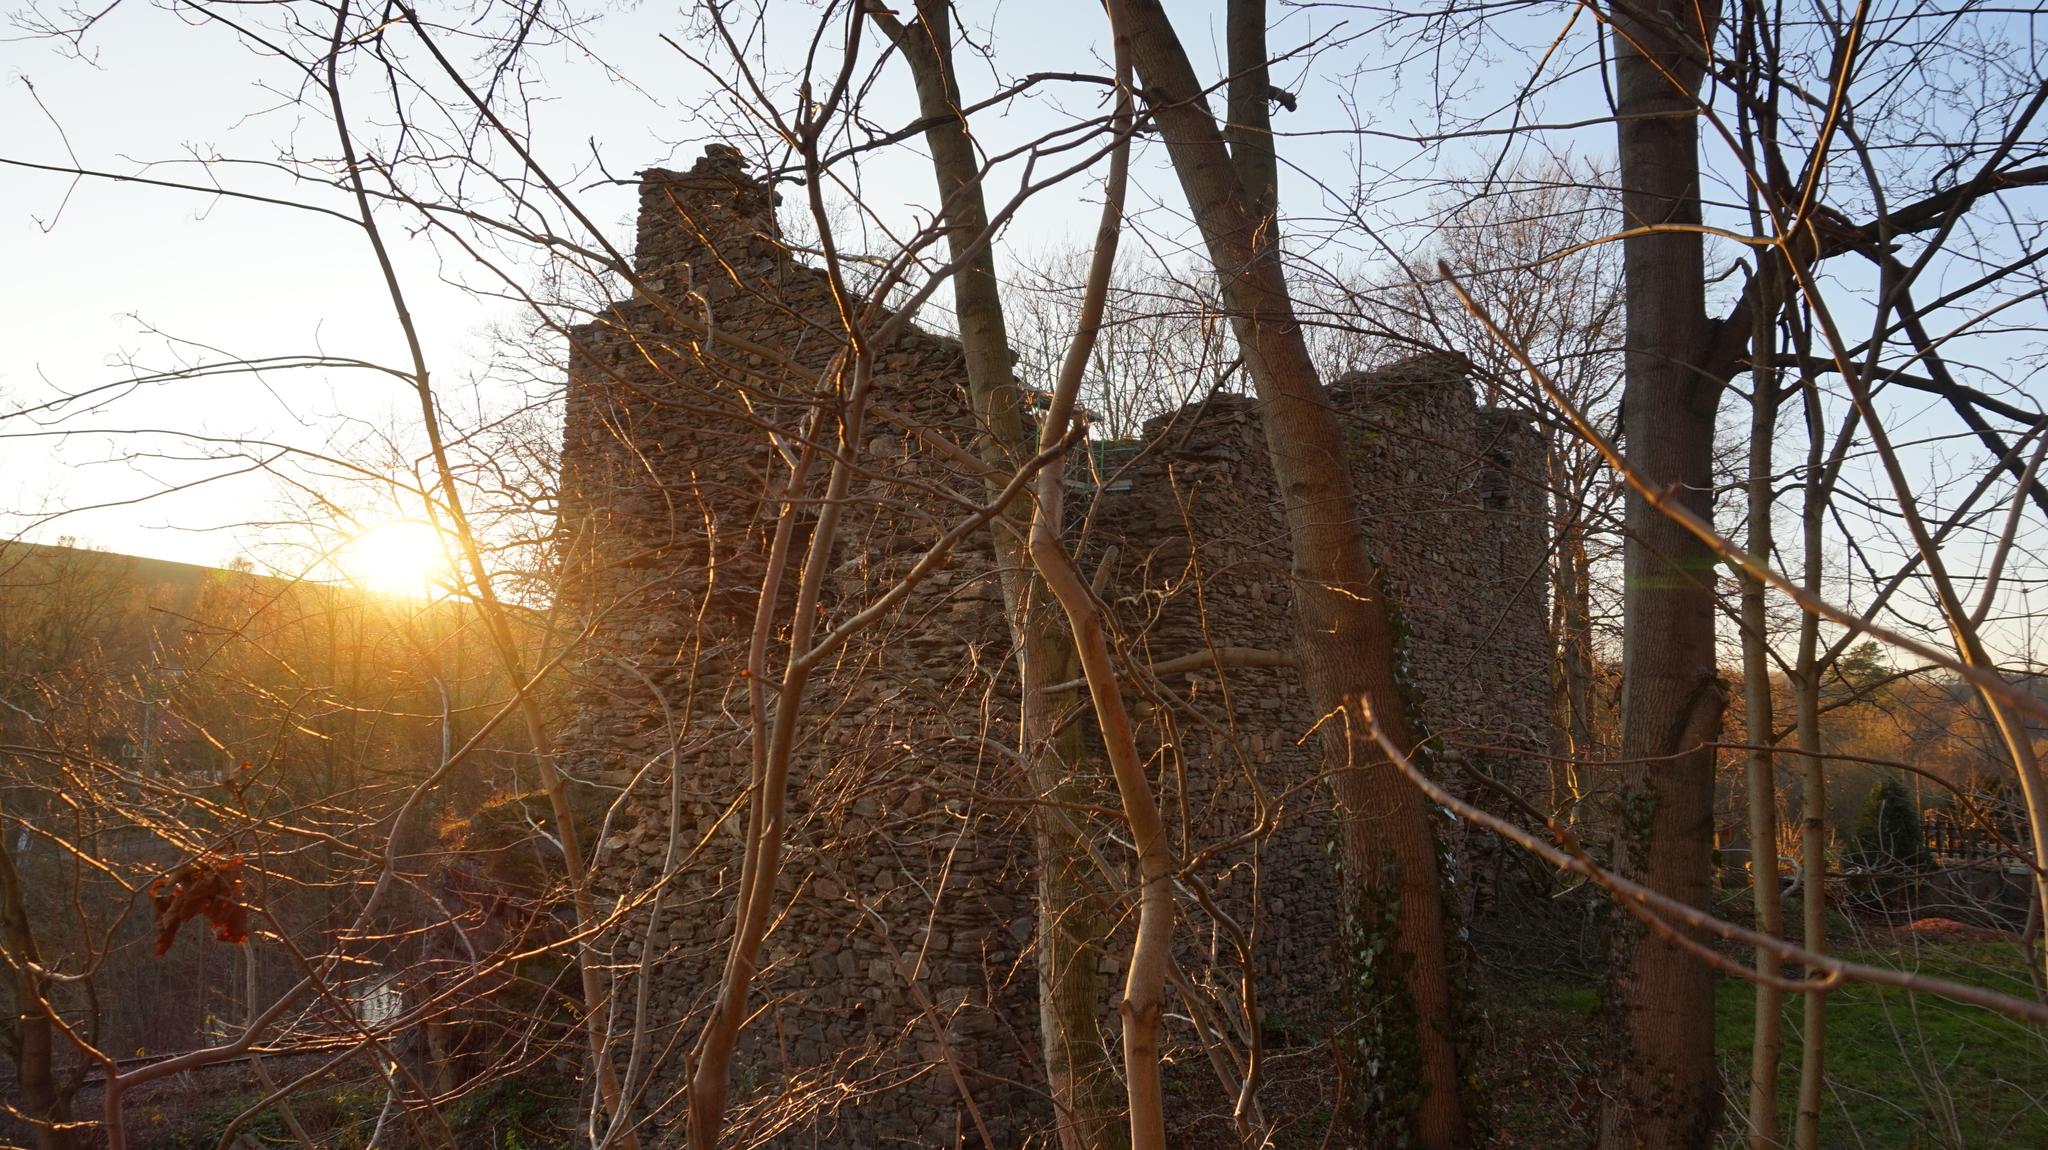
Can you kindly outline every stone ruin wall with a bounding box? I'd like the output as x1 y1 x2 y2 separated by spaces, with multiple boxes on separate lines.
556 148 1553 1147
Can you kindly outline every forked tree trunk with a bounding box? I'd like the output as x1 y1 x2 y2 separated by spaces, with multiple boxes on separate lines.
1600 0 1729 1145
1109 2 1473 1144
875 6 1126 1146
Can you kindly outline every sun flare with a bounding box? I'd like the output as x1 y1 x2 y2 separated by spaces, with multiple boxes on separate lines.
341 519 453 597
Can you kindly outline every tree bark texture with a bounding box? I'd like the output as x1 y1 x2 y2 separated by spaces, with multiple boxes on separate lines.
1600 1 1729 1146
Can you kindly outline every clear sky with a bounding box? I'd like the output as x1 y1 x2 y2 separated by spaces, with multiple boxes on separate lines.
2 0 1612 572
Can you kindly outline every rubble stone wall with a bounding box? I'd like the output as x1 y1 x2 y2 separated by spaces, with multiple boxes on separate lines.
557 148 1552 1147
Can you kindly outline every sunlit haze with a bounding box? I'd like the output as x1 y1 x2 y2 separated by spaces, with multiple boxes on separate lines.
339 519 453 598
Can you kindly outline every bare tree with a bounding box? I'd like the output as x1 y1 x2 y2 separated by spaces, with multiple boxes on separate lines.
1106 1 1478 1144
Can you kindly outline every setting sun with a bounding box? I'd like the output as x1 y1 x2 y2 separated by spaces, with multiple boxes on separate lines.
341 519 453 597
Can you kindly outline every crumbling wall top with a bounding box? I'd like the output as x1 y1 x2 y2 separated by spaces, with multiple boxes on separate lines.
632 146 783 277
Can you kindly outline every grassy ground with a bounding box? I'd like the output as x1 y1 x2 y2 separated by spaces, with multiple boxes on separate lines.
1507 922 2048 1149
97 1064 577 1150
1713 934 2048 1149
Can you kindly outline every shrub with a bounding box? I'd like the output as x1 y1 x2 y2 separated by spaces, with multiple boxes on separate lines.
1849 776 1933 873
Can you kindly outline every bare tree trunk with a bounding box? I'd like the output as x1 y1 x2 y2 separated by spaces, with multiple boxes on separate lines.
243 948 317 1150
874 6 1126 1146
1790 621 1826 1150
1600 0 1729 1144
1740 304 1784 1149
1029 427 1175 1150
0 813 76 1150
1014 36 1173 1146
688 361 869 1150
1789 299 1835 1150
1023 638 1127 1149
1551 447 1598 817
1109 2 1473 1144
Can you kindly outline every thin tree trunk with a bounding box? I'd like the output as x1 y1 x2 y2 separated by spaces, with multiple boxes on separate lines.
1024 650 1127 1150
874 6 1125 1145
1029 441 1175 1150
681 84 1073 1143
1109 2 1472 1144
1789 337 1834 1150
689 359 871 1149
1791 636 1826 1150
1601 0 1729 1144
243 948 317 1150
1015 35 1173 1146
1741 303 1784 1149
1551 447 1597 818
0 810 76 1150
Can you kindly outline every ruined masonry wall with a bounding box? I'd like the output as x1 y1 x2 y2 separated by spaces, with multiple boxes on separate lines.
557 148 1551 1148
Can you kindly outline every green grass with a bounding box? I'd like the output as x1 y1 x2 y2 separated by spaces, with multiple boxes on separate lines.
140 1066 578 1150
1715 937 2048 1149
1539 936 2048 1149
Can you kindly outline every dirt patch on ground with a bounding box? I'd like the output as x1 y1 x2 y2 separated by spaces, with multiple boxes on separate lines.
1893 916 2017 943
